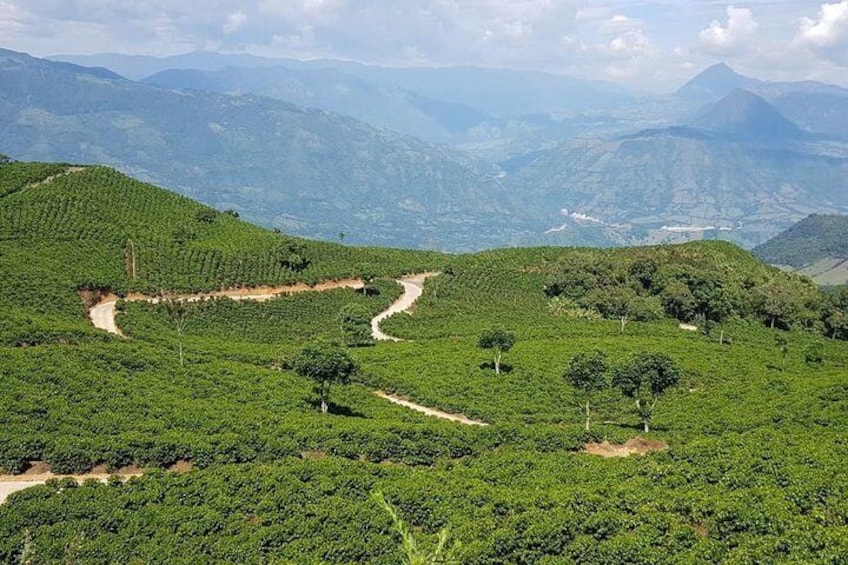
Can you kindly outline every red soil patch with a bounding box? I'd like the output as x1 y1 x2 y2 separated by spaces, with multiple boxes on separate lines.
583 438 669 458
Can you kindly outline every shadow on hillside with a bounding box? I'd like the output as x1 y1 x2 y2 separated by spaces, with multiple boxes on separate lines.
307 400 368 418
478 362 514 374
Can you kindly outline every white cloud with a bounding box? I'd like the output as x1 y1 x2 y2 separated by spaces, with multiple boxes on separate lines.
222 11 247 35
796 2 848 64
698 5 759 55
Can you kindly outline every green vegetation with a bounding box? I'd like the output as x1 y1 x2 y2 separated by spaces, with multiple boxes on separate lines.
612 353 681 433
754 214 848 270
1 161 848 564
564 350 608 432
292 341 359 413
476 329 516 374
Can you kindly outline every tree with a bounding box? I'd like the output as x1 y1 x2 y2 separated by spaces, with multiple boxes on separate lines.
361 272 376 296
477 329 516 374
612 353 681 433
755 282 803 330
583 287 663 332
339 304 374 347
0 153 11 165
775 334 790 371
291 341 358 413
275 241 309 272
372 491 463 565
163 299 188 369
564 350 608 432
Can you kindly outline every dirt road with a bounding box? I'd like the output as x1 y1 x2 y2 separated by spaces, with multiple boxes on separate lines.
371 273 437 341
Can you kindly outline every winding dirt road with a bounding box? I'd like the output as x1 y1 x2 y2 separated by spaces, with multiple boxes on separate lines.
371 273 436 341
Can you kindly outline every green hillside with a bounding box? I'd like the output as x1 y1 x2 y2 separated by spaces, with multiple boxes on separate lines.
1 161 848 563
754 214 848 268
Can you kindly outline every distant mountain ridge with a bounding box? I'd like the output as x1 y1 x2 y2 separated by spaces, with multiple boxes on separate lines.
0 48 523 250
143 65 493 143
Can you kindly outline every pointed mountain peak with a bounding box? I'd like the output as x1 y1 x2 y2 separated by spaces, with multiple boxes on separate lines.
696 89 802 139
678 62 761 100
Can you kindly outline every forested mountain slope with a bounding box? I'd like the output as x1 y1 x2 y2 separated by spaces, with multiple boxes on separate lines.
0 48 521 251
754 214 848 285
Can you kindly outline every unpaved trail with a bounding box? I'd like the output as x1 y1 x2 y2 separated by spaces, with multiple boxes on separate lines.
0 467 143 504
371 273 438 341
87 279 365 336
26 166 87 190
83 272 485 427
374 391 489 426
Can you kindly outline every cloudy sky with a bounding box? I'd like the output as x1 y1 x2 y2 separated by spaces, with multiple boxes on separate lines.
2 0 848 90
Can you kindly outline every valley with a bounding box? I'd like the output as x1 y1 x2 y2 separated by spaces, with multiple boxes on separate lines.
3 49 848 250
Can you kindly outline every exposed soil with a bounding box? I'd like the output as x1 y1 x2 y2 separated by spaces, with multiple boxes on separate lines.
25 167 87 191
0 460 191 504
371 273 438 341
583 437 669 458
374 391 489 426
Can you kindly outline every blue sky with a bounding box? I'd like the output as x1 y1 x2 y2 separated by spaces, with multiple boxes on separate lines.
2 1 847 90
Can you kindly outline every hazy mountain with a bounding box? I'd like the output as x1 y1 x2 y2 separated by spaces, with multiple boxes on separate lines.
507 126 848 248
49 51 288 80
771 92 848 140
143 66 492 143
0 48 523 250
755 213 848 267
53 51 635 118
677 63 762 101
694 90 803 140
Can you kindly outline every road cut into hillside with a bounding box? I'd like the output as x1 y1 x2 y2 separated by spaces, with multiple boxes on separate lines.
86 279 366 337
371 272 438 341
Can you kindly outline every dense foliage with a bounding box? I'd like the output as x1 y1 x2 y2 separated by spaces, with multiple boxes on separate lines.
1 162 847 563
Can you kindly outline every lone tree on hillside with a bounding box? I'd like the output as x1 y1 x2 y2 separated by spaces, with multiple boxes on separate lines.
292 341 358 413
612 352 681 433
163 299 188 369
477 329 516 375
339 303 374 347
564 350 608 432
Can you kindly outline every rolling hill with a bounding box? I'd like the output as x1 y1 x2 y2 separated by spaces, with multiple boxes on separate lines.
1 159 847 563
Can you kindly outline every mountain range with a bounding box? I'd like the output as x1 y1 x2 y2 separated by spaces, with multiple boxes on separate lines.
3 48 848 251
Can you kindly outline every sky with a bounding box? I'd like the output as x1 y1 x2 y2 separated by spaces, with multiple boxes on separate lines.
2 1 848 90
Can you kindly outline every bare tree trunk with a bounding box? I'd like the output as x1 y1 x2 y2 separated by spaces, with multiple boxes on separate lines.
719 328 724 345
177 337 184 368
620 316 627 333
320 381 329 413
771 317 776 329
585 399 591 432
494 351 502 374
643 420 649 433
